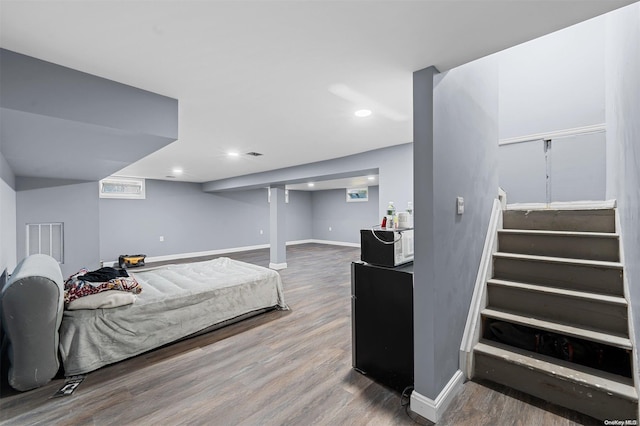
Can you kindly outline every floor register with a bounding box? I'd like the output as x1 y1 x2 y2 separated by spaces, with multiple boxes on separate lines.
351 227 414 393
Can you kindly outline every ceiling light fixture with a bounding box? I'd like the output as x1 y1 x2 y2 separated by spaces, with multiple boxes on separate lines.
172 167 183 175
354 109 372 118
308 183 315 187
367 176 375 181
227 151 240 157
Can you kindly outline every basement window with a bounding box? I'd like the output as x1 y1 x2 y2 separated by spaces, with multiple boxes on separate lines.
26 223 64 263
99 177 146 199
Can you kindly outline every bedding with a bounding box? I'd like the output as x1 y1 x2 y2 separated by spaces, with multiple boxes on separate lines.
64 268 141 303
59 257 287 375
66 290 137 310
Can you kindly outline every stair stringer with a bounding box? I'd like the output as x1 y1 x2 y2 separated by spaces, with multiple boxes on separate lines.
459 198 502 378
616 207 640 421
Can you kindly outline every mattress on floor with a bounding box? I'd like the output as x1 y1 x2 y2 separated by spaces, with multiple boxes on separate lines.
59 257 286 375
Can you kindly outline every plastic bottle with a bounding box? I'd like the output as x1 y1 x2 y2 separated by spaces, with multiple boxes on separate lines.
386 201 396 229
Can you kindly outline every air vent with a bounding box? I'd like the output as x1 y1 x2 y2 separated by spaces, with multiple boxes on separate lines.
246 152 263 157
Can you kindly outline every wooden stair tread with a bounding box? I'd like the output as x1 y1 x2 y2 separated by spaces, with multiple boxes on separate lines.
498 229 619 238
487 279 628 306
481 308 632 350
493 252 623 269
474 340 638 402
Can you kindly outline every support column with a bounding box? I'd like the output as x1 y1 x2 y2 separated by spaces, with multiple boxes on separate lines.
269 185 287 270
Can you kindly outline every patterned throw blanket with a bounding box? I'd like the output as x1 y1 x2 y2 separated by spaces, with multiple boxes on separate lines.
64 268 142 304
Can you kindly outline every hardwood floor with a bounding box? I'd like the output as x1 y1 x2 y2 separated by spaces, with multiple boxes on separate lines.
0 244 602 425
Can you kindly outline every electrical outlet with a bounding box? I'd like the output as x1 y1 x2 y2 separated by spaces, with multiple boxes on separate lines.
260 229 264 235
159 236 165 242
329 226 332 231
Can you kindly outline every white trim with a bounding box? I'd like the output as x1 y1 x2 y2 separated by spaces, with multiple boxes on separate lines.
506 199 617 211
498 123 606 146
306 239 360 248
269 262 287 270
459 198 502 378
410 370 465 423
102 239 359 267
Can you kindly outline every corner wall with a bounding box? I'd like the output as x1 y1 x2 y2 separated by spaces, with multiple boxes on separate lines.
16 181 100 277
413 54 499 419
311 186 379 244
605 1 640 384
0 151 17 274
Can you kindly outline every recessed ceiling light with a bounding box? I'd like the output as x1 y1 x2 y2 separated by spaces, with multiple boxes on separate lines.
308 183 315 187
367 176 375 181
354 109 372 118
227 151 240 157
172 167 183 175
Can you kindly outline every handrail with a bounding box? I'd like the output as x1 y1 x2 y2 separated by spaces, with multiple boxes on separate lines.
459 198 502 378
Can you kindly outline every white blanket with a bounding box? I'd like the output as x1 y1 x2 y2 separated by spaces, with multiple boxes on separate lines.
59 257 286 375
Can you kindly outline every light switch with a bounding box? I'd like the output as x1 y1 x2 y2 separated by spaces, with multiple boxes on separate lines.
456 197 464 215
159 236 165 242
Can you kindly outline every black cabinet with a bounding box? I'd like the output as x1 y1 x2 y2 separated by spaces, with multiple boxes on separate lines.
351 261 413 392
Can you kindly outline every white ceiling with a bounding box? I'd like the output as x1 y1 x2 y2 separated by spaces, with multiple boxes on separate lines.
0 1 634 184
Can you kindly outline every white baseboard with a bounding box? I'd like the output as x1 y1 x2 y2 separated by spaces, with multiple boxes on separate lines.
269 262 288 270
102 239 359 267
306 239 360 248
410 370 465 423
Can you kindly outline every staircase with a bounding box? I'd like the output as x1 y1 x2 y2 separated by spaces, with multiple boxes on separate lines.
472 207 638 420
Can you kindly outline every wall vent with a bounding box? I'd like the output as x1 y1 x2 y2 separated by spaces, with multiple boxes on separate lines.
246 152 263 157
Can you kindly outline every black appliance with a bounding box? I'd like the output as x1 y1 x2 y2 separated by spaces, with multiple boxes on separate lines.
351 261 414 392
360 228 414 268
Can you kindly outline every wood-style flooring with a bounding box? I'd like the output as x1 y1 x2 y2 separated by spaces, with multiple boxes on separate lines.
1 244 601 425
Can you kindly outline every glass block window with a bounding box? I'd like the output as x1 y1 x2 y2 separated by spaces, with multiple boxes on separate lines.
99 177 146 199
26 223 64 263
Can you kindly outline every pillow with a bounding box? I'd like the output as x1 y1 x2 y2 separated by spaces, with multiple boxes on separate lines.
66 290 136 310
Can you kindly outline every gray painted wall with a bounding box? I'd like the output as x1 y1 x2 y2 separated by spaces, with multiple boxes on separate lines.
285 190 313 242
203 143 413 219
99 180 315 263
311 186 379 244
0 151 17 274
99 180 271 262
605 2 640 384
498 16 605 139
499 133 606 204
497 17 607 204
414 54 499 399
1 49 178 182
16 182 100 277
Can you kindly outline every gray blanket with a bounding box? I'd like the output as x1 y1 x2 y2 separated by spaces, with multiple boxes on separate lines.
59 257 287 375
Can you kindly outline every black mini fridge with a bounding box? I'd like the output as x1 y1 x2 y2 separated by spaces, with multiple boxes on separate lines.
351 261 414 392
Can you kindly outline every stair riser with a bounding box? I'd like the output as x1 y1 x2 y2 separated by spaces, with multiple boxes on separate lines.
503 210 615 232
498 233 619 262
493 257 624 297
487 285 628 335
474 352 638 420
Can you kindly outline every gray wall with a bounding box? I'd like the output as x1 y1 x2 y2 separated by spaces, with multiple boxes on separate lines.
100 180 268 262
497 16 607 204
99 180 315 262
605 2 640 383
414 54 499 398
16 182 100 277
0 151 17 274
285 190 313 242
499 133 606 203
311 186 379 244
203 143 413 219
